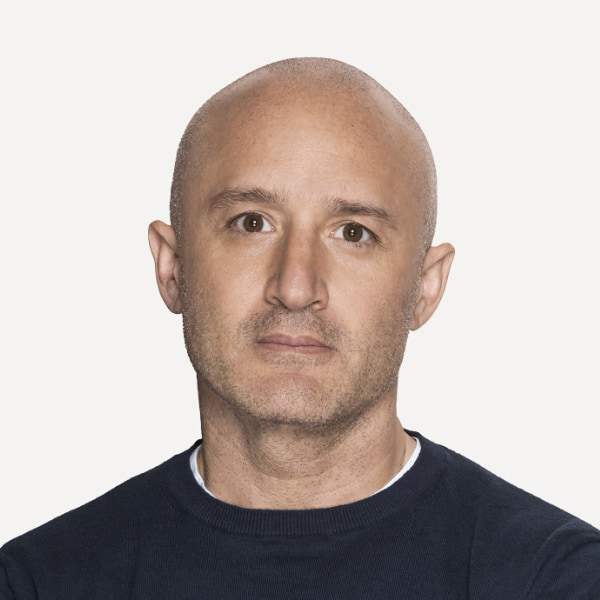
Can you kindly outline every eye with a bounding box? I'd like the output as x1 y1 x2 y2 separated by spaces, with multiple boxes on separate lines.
231 212 274 233
332 222 373 244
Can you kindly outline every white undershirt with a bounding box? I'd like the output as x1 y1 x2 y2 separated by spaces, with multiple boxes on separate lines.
189 437 421 499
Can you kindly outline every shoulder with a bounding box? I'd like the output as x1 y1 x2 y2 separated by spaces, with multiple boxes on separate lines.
428 434 596 532
416 433 600 596
0 443 196 595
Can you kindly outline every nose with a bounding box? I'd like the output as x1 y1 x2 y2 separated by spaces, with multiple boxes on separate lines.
264 229 329 311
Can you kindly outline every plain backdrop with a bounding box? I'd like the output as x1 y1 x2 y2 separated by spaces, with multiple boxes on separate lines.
1 2 599 543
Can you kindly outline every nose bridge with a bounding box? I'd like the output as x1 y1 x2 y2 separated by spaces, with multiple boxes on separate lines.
266 224 328 311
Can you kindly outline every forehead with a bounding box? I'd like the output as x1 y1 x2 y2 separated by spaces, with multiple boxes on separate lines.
182 79 423 219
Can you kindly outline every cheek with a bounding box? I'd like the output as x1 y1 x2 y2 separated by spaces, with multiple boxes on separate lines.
344 291 412 340
334 260 417 316
183 249 266 317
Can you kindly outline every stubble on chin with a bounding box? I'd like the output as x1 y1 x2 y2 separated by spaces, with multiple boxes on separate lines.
182 293 413 433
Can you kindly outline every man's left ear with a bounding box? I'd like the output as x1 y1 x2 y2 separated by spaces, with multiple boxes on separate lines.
410 243 455 331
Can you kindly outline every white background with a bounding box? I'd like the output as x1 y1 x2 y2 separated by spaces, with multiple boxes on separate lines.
1 2 599 543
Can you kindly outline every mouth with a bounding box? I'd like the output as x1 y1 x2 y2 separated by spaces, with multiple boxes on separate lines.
257 333 332 354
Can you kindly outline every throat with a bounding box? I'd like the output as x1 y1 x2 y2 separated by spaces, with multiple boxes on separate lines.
196 417 413 510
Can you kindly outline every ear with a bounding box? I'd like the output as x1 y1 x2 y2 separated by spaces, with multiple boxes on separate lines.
410 243 455 330
148 220 182 314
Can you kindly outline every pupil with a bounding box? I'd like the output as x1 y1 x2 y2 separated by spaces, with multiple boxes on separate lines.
243 214 262 232
343 223 363 242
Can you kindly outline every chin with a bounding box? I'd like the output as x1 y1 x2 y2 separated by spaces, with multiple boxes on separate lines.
227 375 372 433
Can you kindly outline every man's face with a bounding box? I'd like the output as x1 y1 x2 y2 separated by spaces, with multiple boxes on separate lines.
177 85 427 430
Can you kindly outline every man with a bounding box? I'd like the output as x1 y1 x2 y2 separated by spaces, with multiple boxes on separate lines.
1 57 599 598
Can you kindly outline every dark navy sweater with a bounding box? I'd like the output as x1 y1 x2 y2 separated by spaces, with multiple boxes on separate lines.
2 433 599 598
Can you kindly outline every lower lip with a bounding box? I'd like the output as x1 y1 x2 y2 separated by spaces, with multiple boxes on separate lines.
257 341 331 354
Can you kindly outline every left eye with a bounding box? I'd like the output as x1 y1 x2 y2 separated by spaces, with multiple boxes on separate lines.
332 222 372 243
232 213 274 233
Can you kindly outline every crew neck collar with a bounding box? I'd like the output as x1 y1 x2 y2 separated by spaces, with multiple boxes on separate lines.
189 438 421 498
164 432 447 536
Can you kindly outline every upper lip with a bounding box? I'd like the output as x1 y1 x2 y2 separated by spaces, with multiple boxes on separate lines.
258 333 330 348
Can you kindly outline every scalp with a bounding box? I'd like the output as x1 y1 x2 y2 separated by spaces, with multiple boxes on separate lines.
170 57 437 254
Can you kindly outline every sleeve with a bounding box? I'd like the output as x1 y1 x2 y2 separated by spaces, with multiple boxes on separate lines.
0 562 17 600
0 551 37 600
525 521 600 599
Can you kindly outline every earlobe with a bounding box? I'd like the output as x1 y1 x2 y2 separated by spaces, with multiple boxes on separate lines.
410 243 455 331
148 220 182 314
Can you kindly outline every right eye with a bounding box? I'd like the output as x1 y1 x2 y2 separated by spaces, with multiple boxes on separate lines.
231 213 274 233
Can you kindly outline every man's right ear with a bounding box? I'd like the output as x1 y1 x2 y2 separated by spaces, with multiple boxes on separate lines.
148 220 182 314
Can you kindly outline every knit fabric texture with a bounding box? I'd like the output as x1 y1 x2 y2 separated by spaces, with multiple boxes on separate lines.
2 433 599 599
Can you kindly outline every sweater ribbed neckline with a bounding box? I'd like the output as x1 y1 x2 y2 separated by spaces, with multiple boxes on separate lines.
164 432 448 536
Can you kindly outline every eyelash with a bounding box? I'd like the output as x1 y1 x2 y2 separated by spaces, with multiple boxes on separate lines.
228 212 378 248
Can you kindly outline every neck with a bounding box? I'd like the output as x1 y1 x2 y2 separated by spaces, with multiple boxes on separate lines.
196 386 415 510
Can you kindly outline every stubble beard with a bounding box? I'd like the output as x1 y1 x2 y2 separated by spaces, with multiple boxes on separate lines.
180 270 418 437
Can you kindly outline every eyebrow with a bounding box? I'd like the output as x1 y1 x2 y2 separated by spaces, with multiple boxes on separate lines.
208 187 282 210
207 187 395 227
327 197 392 223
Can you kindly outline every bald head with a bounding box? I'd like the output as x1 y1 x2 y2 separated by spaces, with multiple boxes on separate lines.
170 57 437 253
